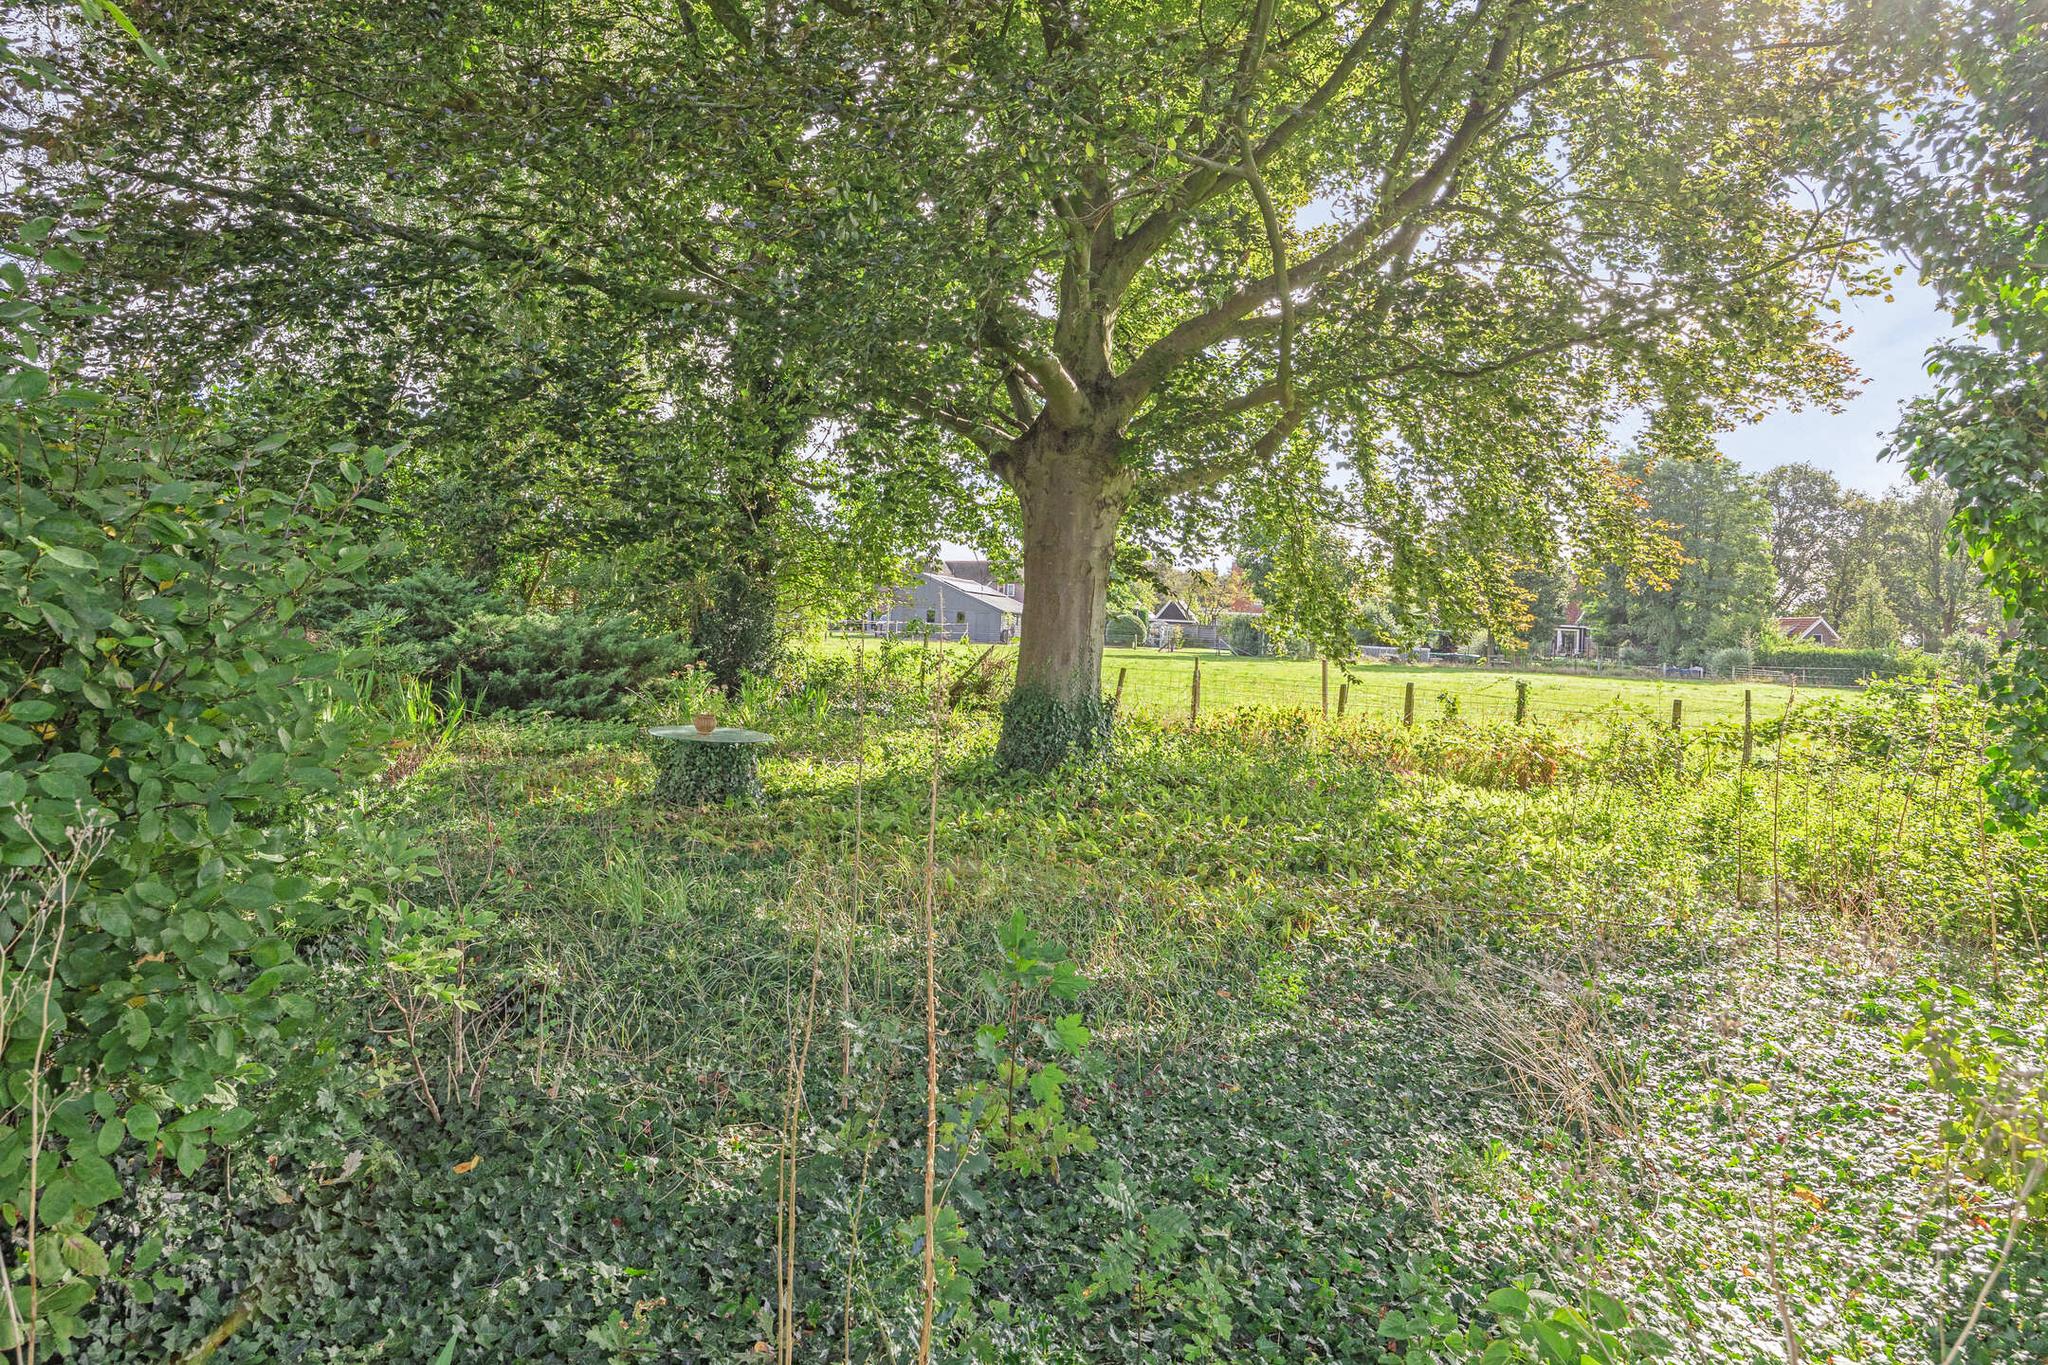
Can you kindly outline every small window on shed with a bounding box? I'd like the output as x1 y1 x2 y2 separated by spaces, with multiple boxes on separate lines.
955 611 966 624
925 609 936 623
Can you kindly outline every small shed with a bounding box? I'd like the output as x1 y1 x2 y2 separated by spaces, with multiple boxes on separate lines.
1148 599 1218 647
1552 602 1593 656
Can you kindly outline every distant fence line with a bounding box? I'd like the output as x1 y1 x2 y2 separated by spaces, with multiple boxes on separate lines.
1101 657 1833 732
827 630 1883 690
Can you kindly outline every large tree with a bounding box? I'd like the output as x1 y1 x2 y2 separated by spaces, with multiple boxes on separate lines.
752 0 1904 763
15 0 1937 765
1 1 926 690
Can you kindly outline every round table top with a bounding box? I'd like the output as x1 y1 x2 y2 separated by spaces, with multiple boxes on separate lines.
647 725 776 745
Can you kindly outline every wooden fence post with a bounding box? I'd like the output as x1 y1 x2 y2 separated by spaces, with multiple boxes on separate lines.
1736 688 1754 905
1671 697 1683 782
1403 681 1415 727
1337 681 1349 719
1321 658 1330 719
1514 679 1530 725
1190 658 1201 723
1114 667 1128 710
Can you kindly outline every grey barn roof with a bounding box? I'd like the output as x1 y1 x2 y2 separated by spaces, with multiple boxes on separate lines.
925 573 1023 616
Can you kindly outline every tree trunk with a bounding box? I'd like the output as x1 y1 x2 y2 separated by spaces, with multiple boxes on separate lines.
994 428 1129 771
696 344 807 693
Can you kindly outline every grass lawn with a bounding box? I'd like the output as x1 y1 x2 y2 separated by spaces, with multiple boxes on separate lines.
1101 648 1805 726
823 637 1809 727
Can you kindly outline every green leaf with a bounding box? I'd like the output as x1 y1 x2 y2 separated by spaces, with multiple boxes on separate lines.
124 1102 159 1142
1485 1286 1531 1318
94 1116 125 1156
92 0 169 69
41 544 98 572
59 1230 110 1278
1585 1288 1627 1331
66 1151 124 1209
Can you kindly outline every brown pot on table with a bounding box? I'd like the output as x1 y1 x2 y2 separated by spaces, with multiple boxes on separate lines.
693 712 718 735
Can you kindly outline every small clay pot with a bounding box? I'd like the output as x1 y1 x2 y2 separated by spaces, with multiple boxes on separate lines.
693 712 718 735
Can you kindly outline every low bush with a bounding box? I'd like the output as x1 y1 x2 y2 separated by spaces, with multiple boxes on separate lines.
324 563 510 680
453 610 689 718
1751 642 1930 680
327 565 687 717
1704 644 1753 678
1104 611 1147 647
1941 630 2000 678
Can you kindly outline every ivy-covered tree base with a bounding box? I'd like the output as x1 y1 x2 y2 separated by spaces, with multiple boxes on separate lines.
651 740 765 806
994 686 1114 774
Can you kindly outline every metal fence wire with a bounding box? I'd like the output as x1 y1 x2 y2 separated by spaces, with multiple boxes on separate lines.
1101 651 1837 729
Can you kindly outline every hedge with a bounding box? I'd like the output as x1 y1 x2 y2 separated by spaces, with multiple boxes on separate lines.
1750 644 1930 680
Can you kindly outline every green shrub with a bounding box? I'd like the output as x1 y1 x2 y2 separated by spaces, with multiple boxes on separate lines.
1750 642 1927 679
1705 644 1753 678
0 245 376 1349
326 564 510 679
1105 611 1147 648
454 610 687 718
326 567 683 716
1904 983 2047 1229
1941 630 1999 679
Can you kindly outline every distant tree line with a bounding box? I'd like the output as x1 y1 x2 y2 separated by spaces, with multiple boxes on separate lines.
1518 454 1999 667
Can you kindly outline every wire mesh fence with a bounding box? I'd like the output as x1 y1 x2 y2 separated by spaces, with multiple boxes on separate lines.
816 637 1854 731
1103 650 1827 729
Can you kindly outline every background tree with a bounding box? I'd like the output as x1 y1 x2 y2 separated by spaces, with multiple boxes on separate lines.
1763 463 1857 612
1761 468 1992 644
1879 482 1995 648
1595 455 1776 664
1839 563 1903 649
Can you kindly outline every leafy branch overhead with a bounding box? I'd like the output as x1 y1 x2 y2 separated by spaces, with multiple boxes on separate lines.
17 0 1912 764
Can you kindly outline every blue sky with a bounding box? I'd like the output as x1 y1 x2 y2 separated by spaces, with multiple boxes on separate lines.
1719 265 1952 494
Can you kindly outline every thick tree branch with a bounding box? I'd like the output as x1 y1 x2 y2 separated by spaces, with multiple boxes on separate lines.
1098 0 1403 303
978 312 1084 425
887 392 1014 455
1113 3 1524 414
41 143 733 314
1143 228 1854 498
1150 402 1308 498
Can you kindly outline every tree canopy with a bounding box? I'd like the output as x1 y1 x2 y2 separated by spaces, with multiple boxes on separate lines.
5 0 2025 765
1863 0 2048 818
1594 454 1775 664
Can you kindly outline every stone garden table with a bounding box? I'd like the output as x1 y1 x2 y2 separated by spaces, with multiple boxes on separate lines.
646 725 776 806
